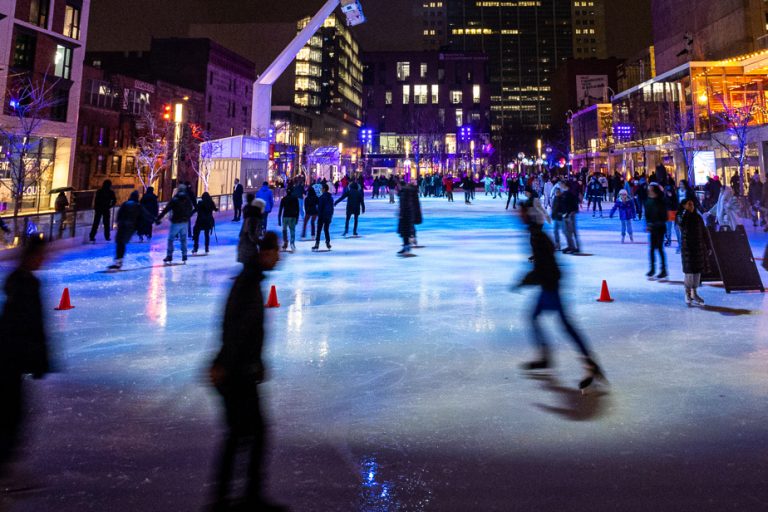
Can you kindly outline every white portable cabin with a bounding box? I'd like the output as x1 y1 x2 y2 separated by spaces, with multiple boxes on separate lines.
205 135 270 195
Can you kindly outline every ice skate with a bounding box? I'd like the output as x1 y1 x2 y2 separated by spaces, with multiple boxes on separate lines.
182 255 188 264
685 288 693 306
326 243 332 251
290 242 296 252
646 269 655 278
691 289 705 305
107 260 122 271
579 358 607 393
656 270 668 280
311 245 319 252
163 256 173 264
521 359 551 371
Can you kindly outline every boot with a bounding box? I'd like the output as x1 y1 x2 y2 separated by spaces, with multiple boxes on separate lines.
657 269 668 279
521 347 551 371
290 242 296 252
108 259 122 270
579 357 607 391
646 269 655 277
163 256 173 264
685 287 693 306
311 244 319 252
691 288 705 305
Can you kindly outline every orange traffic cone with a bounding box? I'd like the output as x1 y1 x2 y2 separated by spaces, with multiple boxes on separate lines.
54 287 75 310
596 280 614 303
265 285 281 308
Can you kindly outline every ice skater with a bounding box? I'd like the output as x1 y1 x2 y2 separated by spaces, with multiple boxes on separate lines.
645 184 668 279
301 186 318 239
679 198 709 306
334 181 365 237
0 235 50 481
232 179 244 222
108 191 149 270
516 205 605 391
609 189 636 243
277 187 300 252
312 183 334 252
193 192 219 255
397 181 422 256
208 232 288 512
89 180 117 242
156 184 194 265
137 187 158 242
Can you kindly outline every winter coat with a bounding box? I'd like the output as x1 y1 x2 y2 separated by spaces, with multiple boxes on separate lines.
645 197 667 230
748 179 763 205
304 188 319 216
716 187 741 230
587 181 603 200
194 197 218 230
679 209 710 275
609 198 636 221
551 195 566 221
232 183 244 206
398 184 422 237
93 185 117 212
214 266 266 386
256 185 274 213
520 227 560 292
0 269 50 376
55 193 69 213
157 192 194 224
237 202 261 265
117 196 146 232
334 184 365 215
317 191 335 221
140 192 159 217
278 194 300 221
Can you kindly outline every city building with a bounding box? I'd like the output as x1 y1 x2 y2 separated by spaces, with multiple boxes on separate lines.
652 0 768 74
419 0 448 51
572 0 608 59
362 50 490 177
569 103 613 175
74 64 204 202
550 57 622 132
0 0 90 213
617 46 657 93
442 0 573 156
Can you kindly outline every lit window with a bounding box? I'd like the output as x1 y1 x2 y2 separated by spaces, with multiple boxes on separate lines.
420 63 428 78
403 85 411 104
54 45 73 80
431 85 439 104
450 90 463 104
385 91 393 105
64 4 81 39
472 85 481 103
455 108 463 126
397 62 411 81
414 85 428 104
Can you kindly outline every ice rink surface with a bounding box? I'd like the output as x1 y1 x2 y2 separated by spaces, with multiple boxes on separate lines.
2 194 768 511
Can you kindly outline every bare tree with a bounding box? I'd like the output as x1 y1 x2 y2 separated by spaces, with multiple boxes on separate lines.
0 74 61 223
668 107 700 185
186 123 222 192
134 112 170 192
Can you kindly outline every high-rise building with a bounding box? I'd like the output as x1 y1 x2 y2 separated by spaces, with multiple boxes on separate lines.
441 0 573 152
572 0 608 59
652 0 768 74
419 1 448 51
294 13 363 130
0 0 91 213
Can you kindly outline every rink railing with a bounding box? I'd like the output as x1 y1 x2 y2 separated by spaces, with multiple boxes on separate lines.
0 191 284 254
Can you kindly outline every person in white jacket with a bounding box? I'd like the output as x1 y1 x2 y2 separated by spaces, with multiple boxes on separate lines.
715 186 742 231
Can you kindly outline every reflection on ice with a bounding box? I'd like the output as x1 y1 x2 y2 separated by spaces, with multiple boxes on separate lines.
358 456 432 511
146 263 167 327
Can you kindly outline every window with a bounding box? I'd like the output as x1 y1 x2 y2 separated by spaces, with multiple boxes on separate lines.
64 4 81 39
125 89 149 115
54 45 73 80
12 33 36 70
50 87 69 121
97 127 106 147
397 62 411 81
402 85 410 104
414 85 428 104
431 85 439 104
420 63 428 78
385 91 393 105
88 80 115 109
450 90 463 104
109 155 121 176
124 156 136 176
95 154 106 175
472 85 481 104
455 108 463 126
29 0 49 28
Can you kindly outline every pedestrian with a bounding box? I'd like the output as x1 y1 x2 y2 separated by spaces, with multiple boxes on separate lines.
277 188 300 252
388 175 397 204
334 182 365 237
561 183 580 254
663 181 680 248
193 192 219 255
108 191 147 270
634 175 648 220
89 180 117 242
54 191 69 237
587 175 603 217
237 194 262 265
550 187 566 250
301 186 319 239
609 189 636 243
312 183 334 252
715 186 741 231
516 207 605 391
444 174 455 202
748 172 763 227
506 174 519 210
208 231 288 512
137 187 159 242
645 183 668 279
256 182 274 231
0 235 50 478
461 174 474 205
156 184 194 264
679 198 710 306
232 179 244 222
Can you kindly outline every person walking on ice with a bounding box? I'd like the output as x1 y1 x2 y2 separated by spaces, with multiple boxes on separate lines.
156 184 194 264
334 181 365 237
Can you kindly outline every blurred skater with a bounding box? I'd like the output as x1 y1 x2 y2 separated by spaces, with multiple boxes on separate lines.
0 235 50 481
312 183 334 252
516 207 605 391
89 180 117 242
679 199 710 306
277 188 300 252
645 184 668 279
397 181 422 256
301 186 318 239
108 191 148 270
156 184 194 265
334 182 365 237
208 232 289 512
609 189 636 243
193 192 219 255
137 187 158 242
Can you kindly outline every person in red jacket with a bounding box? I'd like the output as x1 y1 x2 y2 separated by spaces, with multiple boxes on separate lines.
443 175 454 202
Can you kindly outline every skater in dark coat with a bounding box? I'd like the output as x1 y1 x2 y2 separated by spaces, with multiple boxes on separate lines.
645 184 668 279
193 192 219 254
313 183 334 251
0 236 50 474
516 207 605 391
277 189 300 252
506 175 520 209
156 185 195 264
238 194 263 265
109 191 148 270
89 180 117 242
334 182 365 236
397 182 422 255
209 232 287 511
137 187 159 242
679 199 710 306
301 186 319 239
232 179 244 222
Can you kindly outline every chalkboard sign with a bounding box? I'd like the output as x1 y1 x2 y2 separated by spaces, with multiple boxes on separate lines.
701 228 722 283
708 225 765 293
